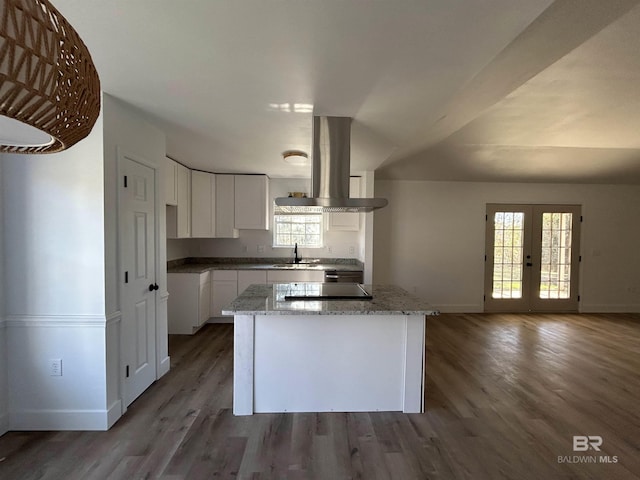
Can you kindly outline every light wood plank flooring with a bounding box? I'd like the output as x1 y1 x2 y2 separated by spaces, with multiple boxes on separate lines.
1 313 639 479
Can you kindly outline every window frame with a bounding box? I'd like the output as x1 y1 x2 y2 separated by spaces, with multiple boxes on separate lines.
272 212 324 248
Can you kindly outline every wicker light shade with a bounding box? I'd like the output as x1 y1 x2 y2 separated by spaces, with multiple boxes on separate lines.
0 0 101 154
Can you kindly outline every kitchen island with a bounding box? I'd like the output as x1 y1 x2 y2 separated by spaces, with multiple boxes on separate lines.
222 283 439 416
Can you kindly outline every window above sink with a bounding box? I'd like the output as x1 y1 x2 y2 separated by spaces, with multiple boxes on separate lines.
272 211 323 248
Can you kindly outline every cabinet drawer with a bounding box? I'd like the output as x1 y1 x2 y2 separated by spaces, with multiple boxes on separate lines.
212 270 238 281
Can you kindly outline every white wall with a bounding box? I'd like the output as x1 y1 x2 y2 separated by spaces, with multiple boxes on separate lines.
102 94 169 417
168 177 363 261
0 94 168 432
374 180 640 312
2 114 111 429
167 235 191 261
0 156 8 435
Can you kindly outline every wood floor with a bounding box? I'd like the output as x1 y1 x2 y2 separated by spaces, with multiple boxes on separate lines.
1 313 639 479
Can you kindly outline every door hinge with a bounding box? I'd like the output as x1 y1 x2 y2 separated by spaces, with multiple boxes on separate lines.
578 295 581 301
126 365 130 378
484 254 487 261
580 215 583 222
125 271 129 283
485 214 488 221
579 255 582 262
483 294 486 301
124 175 128 188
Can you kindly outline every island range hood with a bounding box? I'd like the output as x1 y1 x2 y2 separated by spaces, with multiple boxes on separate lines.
275 116 388 213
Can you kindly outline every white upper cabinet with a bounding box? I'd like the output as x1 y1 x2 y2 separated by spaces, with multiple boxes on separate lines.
191 170 216 238
168 167 268 237
176 163 191 238
234 175 269 230
165 157 178 206
166 161 191 238
215 174 239 238
328 177 361 231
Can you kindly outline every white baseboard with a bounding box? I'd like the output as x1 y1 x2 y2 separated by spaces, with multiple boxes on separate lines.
158 355 170 378
435 304 640 314
10 408 114 431
107 400 122 429
433 304 484 313
0 411 9 436
0 317 6 436
580 304 640 313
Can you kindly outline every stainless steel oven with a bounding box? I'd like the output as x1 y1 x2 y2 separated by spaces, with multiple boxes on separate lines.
323 270 364 283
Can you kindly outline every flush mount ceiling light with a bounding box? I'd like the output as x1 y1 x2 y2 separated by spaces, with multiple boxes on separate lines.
0 0 101 154
282 150 308 165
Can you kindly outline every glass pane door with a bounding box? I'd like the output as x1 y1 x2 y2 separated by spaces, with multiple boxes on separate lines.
530 205 581 311
484 205 532 312
485 204 581 312
491 211 525 299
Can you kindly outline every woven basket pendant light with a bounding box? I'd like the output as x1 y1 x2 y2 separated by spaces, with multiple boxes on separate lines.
0 0 101 154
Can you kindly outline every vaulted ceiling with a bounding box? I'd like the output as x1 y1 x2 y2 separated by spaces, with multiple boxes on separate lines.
52 0 640 183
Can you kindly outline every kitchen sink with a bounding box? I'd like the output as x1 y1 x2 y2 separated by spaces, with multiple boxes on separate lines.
271 263 324 270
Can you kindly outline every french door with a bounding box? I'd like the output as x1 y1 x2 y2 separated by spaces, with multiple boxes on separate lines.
484 204 581 312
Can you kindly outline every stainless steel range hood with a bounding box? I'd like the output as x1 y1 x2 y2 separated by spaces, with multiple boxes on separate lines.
275 116 388 213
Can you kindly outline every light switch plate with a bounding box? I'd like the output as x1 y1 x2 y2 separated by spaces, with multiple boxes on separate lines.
50 358 62 376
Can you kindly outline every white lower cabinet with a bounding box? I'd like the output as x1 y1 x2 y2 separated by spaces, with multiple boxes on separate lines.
238 270 267 295
168 271 210 334
199 276 211 326
267 270 325 283
211 270 239 321
170 268 325 333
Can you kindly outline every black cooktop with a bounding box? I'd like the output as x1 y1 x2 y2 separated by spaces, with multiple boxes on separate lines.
283 283 373 300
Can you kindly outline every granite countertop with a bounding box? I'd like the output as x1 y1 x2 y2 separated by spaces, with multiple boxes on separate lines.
222 283 440 316
167 257 364 274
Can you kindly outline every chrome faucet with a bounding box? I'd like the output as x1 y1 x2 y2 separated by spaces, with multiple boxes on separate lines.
293 242 302 264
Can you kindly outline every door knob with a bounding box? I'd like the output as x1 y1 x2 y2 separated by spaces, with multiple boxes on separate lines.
149 283 159 291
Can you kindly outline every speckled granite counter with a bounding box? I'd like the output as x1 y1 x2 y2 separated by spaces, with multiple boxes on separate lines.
222 283 439 316
230 282 436 416
167 257 363 274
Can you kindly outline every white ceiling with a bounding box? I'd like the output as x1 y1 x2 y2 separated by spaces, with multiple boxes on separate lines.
51 0 640 183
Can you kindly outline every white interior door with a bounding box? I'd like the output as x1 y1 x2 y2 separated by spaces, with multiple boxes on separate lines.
120 154 157 407
485 204 581 312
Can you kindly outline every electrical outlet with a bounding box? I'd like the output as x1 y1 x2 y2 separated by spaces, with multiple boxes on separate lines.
242 245 248 253
257 245 265 253
349 246 355 255
50 358 62 376
327 246 333 253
